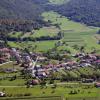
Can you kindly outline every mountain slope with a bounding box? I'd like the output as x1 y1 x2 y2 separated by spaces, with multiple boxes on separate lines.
0 0 100 27
55 0 100 27
0 0 45 20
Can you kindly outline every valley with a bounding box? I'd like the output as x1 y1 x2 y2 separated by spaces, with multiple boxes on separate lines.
8 11 100 53
0 0 100 100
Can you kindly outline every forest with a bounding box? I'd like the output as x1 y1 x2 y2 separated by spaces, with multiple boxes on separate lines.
0 0 100 34
55 0 100 27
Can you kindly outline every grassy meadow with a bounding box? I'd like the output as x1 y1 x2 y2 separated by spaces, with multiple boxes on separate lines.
8 11 100 53
8 26 59 39
42 11 100 53
8 40 57 52
0 83 99 100
0 63 100 100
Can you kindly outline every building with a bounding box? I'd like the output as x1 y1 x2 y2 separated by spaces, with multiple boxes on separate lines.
0 48 11 63
95 82 100 88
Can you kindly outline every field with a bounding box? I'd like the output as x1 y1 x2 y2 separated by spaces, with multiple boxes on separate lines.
8 11 100 54
8 41 57 52
0 62 100 100
0 83 99 100
4 11 100 100
42 11 100 53
8 26 59 39
8 11 100 53
0 96 61 100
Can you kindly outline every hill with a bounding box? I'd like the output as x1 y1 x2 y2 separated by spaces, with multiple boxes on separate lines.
0 0 45 20
0 0 50 33
0 0 100 27
55 0 100 27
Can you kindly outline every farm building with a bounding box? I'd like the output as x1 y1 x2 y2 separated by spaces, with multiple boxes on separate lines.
0 48 11 63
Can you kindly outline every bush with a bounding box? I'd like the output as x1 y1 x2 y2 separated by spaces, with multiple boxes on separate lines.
16 94 24 97
69 90 78 94
51 90 55 94
24 93 32 96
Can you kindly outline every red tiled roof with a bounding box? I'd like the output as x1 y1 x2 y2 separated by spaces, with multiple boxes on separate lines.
0 58 6 61
95 60 100 63
0 48 10 52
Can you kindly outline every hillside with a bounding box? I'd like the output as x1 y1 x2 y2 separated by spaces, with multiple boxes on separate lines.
55 0 100 27
0 0 50 33
0 0 100 27
0 0 45 20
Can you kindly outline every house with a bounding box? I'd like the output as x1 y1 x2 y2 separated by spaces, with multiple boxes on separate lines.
82 79 94 83
32 80 40 85
0 58 6 63
0 48 11 63
94 60 100 65
38 57 48 62
0 92 5 97
27 79 40 85
95 82 100 88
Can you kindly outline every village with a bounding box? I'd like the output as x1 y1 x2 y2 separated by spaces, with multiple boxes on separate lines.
0 47 100 84
0 44 100 100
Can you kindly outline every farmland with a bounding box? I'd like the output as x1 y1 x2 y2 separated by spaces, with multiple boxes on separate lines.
8 41 57 52
0 0 100 100
0 82 99 100
0 96 61 100
0 60 100 100
42 11 100 53
0 62 100 86
8 11 100 54
8 26 59 39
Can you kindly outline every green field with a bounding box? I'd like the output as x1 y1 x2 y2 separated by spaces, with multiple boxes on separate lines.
8 11 100 53
0 96 61 100
8 41 57 52
31 26 59 38
0 84 99 100
42 11 100 53
0 62 100 99
9 26 59 39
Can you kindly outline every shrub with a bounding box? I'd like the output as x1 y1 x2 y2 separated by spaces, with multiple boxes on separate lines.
24 93 32 96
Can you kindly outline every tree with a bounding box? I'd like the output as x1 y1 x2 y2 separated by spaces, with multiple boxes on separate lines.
97 29 100 34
